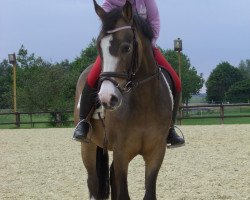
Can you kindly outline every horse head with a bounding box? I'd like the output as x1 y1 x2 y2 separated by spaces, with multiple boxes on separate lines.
93 0 152 110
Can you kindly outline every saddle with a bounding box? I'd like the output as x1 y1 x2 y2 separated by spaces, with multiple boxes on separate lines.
159 65 175 96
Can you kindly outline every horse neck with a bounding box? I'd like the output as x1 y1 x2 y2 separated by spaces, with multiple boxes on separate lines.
130 37 160 104
136 36 157 79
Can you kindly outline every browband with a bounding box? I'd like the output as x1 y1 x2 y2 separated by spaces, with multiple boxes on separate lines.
106 26 132 34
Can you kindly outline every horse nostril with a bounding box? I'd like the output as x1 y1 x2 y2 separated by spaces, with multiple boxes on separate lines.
110 95 119 107
102 102 108 108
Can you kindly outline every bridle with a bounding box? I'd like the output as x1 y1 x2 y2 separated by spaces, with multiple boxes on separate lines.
99 25 159 93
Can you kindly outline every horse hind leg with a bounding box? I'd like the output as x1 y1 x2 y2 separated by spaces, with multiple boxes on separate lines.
110 162 117 200
81 143 110 199
96 146 110 199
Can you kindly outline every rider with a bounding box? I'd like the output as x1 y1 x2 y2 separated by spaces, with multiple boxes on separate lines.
73 0 185 147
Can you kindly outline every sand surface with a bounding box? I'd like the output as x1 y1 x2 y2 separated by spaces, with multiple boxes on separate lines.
0 125 249 200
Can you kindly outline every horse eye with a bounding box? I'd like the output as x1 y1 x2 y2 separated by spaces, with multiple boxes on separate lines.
121 44 131 54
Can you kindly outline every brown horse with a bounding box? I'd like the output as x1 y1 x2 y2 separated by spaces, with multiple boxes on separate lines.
74 1 173 199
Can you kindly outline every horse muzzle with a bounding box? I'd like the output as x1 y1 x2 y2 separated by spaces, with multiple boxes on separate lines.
98 80 122 110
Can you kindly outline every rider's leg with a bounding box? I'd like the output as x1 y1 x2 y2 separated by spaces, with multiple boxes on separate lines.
167 91 185 146
152 47 185 146
73 56 102 141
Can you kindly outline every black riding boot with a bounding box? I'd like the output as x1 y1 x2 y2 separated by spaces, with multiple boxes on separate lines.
167 92 185 146
73 83 97 142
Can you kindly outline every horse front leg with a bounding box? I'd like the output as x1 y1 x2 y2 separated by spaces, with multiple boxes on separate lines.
142 142 166 200
112 150 131 200
81 142 99 199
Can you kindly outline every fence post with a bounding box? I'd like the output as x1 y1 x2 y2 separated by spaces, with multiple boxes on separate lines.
15 112 20 128
29 113 34 128
55 112 62 127
220 104 224 124
178 106 183 125
180 107 183 125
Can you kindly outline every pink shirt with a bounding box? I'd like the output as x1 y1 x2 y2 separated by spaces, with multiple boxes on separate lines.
102 0 160 46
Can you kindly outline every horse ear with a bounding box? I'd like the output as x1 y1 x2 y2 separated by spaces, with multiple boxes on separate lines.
93 0 106 20
122 1 133 23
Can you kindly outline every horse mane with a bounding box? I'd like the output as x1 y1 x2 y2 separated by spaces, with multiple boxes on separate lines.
102 8 154 42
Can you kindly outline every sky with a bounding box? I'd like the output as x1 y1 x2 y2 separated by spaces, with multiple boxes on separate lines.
1 0 250 90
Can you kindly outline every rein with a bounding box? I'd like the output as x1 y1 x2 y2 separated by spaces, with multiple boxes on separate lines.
99 25 158 93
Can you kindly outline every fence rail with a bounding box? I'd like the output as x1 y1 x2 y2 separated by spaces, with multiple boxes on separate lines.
0 103 249 128
0 111 73 128
177 103 250 124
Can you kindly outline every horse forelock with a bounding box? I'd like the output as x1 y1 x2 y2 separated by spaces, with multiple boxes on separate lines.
100 8 154 42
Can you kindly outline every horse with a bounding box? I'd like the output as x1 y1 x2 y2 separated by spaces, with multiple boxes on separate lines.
74 1 173 199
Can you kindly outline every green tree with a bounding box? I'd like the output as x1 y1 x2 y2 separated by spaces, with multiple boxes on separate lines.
238 59 250 79
161 49 204 105
68 38 98 101
206 62 243 103
13 46 73 112
0 59 12 109
17 45 45 68
70 38 98 74
17 63 73 112
226 79 250 103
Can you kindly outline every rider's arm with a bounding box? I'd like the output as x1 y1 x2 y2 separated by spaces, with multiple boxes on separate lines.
144 0 160 46
102 0 125 12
